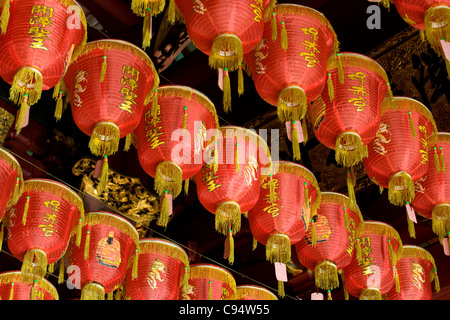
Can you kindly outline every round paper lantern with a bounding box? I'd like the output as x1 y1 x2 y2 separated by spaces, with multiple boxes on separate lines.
0 148 24 226
341 221 403 300
185 263 236 300
63 39 159 192
0 0 87 132
0 271 58 300
248 160 321 296
389 0 450 75
295 192 365 294
195 126 272 264
363 97 437 237
5 178 84 282
309 52 392 168
387 245 440 300
411 133 450 245
170 0 276 112
236 285 277 300
135 85 219 227
243 4 338 160
64 211 139 300
122 238 190 300
130 0 166 49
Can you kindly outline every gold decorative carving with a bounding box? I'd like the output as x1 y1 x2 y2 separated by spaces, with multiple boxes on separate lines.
72 158 160 236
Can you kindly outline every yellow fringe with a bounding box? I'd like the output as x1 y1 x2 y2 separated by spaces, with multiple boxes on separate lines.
388 171 415 206
431 204 450 243
291 121 301 161
238 65 244 96
208 34 243 72
124 134 132 152
131 0 165 17
100 55 107 83
184 178 189 195
154 161 183 198
277 280 285 298
189 265 236 299
335 132 368 167
266 233 291 264
223 69 231 113
280 21 288 51
81 283 105 300
88 122 121 157
21 249 48 282
216 201 241 236
0 0 10 34
252 237 258 251
277 86 307 123
424 5 450 63
315 260 339 290
0 272 59 300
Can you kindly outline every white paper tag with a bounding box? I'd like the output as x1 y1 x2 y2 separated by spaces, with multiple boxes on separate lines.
443 238 450 256
311 292 324 300
218 68 224 91
285 121 304 143
406 203 417 223
440 39 450 61
274 262 288 282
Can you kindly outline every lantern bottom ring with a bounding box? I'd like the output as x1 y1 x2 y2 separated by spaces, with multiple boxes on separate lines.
360 287 382 300
426 5 450 29
215 201 241 236
154 161 183 197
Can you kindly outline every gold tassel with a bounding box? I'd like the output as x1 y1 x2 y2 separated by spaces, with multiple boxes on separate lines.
301 119 308 145
0 223 4 252
440 147 446 172
151 89 159 117
337 53 344 84
344 206 349 229
48 263 54 274
182 106 187 135
434 269 440 293
12 177 20 205
238 65 244 96
76 218 82 247
228 229 234 265
208 280 212 300
15 95 29 134
22 196 30 226
387 82 394 103
311 218 317 247
84 229 91 260
167 0 176 24
271 12 277 41
132 249 139 280
388 239 396 266
420 30 426 42
280 21 288 51
9 282 14 300
434 147 441 173
408 111 416 138
223 68 231 113
213 141 219 173
406 204 416 239
54 90 63 121
184 178 189 195
252 237 258 251
291 121 301 161
395 267 401 293
446 60 450 81
346 169 356 209
315 260 339 291
158 191 170 228
304 182 310 210
58 258 65 284
142 9 152 50
234 142 239 173
100 55 107 83
98 155 109 193
107 291 114 300
344 287 349 300
327 73 334 101
277 281 285 298
124 134 132 152
0 0 10 34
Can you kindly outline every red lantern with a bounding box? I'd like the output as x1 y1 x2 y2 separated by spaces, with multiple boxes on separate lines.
248 160 321 296
195 126 272 264
122 238 190 300
130 0 166 49
135 85 219 227
236 285 277 300
5 178 84 282
387 245 440 300
0 0 87 132
341 221 403 300
411 133 450 245
0 148 24 227
0 271 58 300
64 211 139 300
295 192 364 295
363 97 437 238
63 39 159 192
309 52 391 168
389 0 450 75
185 263 236 300
170 0 276 112
244 4 338 159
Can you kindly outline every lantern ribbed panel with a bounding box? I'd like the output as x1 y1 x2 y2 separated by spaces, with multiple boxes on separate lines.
0 148 24 220
387 246 436 300
295 192 364 290
186 264 236 300
65 212 139 299
0 0 87 104
173 0 273 71
135 85 219 198
195 126 272 236
64 39 159 157
236 285 278 300
411 133 450 241
309 52 390 167
363 97 437 206
6 178 84 281
248 161 321 258
342 221 403 300
244 4 338 122
0 271 58 300
122 238 190 300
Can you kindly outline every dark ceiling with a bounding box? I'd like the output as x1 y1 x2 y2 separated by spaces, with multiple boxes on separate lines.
0 0 450 301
